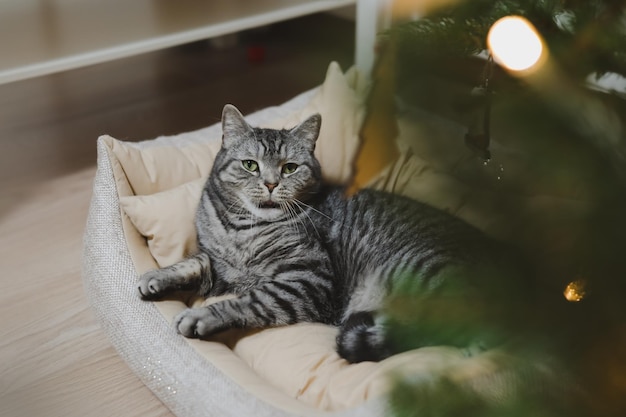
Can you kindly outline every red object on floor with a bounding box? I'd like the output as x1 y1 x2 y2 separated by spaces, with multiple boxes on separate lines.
247 45 266 63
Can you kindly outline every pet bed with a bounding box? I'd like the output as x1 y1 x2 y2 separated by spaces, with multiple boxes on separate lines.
83 62 577 417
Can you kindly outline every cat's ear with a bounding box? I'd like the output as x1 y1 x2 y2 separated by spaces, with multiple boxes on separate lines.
221 104 252 148
290 113 321 151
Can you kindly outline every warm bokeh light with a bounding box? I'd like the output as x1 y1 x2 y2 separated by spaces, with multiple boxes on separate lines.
563 280 586 302
488 16 544 72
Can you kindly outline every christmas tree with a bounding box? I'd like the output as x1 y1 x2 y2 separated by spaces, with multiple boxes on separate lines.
352 1 626 416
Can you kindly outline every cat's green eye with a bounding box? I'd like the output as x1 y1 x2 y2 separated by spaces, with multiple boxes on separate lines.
242 160 259 172
282 163 298 175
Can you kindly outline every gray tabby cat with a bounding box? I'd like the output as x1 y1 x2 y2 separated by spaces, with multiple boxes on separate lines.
138 104 525 363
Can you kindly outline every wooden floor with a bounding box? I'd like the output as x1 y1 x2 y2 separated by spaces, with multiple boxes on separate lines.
0 13 354 417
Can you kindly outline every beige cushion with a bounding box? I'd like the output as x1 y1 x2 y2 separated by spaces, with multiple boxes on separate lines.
120 178 205 267
108 136 220 196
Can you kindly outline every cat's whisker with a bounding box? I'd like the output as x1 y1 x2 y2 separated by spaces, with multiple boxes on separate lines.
292 200 321 238
294 199 337 223
282 201 307 239
225 198 252 224
226 200 240 213
247 203 259 225
293 203 311 239
280 202 296 234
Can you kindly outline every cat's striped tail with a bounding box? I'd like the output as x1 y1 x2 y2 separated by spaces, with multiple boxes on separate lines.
336 312 393 363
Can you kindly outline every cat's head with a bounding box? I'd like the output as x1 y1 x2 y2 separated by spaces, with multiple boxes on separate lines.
210 104 322 219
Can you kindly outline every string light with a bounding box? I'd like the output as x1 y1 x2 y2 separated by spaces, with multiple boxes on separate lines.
563 280 586 302
487 16 544 72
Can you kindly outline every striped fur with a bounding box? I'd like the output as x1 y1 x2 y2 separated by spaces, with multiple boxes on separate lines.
138 104 523 363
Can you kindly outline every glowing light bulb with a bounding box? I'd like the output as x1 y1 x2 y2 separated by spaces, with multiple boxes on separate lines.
488 16 544 72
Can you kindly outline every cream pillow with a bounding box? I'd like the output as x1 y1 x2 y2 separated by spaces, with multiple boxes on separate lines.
120 177 205 267
106 136 221 196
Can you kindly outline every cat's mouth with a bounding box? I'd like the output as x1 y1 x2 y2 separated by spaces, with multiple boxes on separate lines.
259 200 279 209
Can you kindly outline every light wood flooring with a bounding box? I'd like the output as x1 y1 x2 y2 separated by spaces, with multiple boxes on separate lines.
0 13 354 417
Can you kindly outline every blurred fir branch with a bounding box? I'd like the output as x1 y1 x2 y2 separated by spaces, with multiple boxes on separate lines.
373 1 626 417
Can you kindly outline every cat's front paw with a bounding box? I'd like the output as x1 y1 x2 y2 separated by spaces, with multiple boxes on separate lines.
174 308 221 339
137 270 168 300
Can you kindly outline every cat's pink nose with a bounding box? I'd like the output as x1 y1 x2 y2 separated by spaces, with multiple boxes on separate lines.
265 183 278 192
